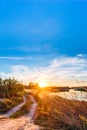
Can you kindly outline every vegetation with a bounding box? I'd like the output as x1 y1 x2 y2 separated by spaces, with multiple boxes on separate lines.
10 95 33 118
0 78 24 114
27 82 39 89
35 92 87 130
0 78 87 129
27 82 87 92
72 87 87 92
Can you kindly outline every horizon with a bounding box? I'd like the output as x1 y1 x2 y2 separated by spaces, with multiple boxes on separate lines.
0 0 87 86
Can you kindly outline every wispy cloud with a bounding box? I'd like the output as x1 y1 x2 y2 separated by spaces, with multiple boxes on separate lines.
0 18 59 38
7 43 51 53
0 56 23 60
30 19 59 36
7 46 41 52
77 53 86 58
0 55 87 86
0 56 42 60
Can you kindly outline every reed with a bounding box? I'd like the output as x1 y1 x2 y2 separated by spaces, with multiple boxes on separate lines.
35 92 87 130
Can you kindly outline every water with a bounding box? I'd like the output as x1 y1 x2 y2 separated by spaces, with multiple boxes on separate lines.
50 89 87 102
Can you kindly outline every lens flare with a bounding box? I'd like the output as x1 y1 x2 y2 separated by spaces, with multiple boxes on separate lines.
38 80 47 88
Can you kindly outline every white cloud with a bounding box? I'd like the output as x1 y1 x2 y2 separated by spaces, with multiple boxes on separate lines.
0 55 87 87
0 56 41 61
77 54 85 57
7 46 41 52
0 56 23 60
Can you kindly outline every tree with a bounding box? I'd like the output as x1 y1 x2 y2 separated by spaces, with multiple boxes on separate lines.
28 82 34 89
28 82 39 89
0 78 24 98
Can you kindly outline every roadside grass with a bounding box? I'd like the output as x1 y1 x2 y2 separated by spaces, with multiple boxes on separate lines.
0 98 13 113
10 95 33 118
0 97 23 114
35 92 87 130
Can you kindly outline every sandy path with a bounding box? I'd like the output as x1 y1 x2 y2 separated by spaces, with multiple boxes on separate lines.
0 96 39 130
5 96 27 118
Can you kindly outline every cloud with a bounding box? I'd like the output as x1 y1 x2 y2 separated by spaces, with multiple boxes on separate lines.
0 18 59 38
6 43 52 53
77 54 86 57
0 56 23 60
0 56 41 60
7 46 41 52
29 19 59 37
0 55 87 86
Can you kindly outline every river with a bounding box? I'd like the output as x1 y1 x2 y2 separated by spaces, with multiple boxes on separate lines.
50 89 87 102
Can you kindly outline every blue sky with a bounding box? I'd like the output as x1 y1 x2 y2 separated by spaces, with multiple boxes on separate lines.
0 0 87 86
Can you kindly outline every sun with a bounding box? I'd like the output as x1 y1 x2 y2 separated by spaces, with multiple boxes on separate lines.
38 80 47 88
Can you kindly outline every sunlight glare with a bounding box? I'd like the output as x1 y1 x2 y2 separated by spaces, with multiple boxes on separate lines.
38 80 47 88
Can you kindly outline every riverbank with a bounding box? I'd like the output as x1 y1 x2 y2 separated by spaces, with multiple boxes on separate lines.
0 90 87 130
35 92 87 130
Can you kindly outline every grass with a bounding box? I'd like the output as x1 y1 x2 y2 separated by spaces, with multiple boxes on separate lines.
0 96 23 114
10 95 33 118
34 92 87 130
0 98 13 113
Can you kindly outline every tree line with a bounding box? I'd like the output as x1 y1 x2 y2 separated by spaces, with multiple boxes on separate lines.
0 78 24 99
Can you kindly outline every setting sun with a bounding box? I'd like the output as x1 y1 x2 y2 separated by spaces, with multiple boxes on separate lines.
38 80 47 88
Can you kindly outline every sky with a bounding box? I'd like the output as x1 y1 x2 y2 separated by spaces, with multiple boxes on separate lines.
0 0 87 86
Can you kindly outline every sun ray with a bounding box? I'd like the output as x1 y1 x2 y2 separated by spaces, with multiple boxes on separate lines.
38 80 48 88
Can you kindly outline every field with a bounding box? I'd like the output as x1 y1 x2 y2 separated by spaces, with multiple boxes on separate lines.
0 79 87 130
34 92 87 130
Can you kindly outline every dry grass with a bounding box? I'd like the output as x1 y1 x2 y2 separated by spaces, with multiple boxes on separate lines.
10 95 33 118
35 92 87 130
